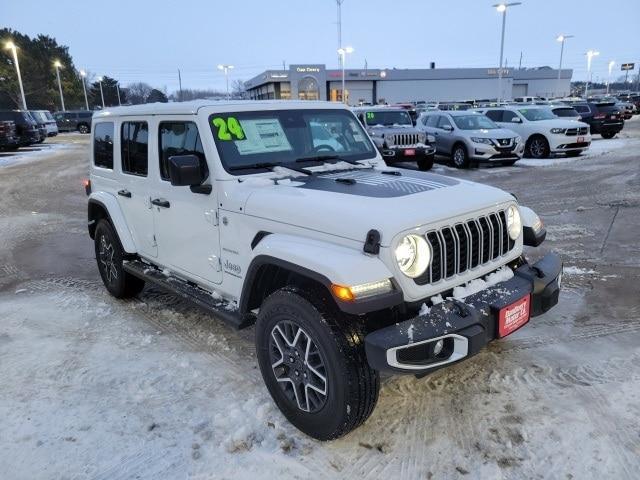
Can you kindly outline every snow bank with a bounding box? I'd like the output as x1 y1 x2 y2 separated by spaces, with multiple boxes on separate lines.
563 266 596 275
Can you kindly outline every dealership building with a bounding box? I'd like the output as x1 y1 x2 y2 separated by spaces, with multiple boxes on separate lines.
245 65 572 104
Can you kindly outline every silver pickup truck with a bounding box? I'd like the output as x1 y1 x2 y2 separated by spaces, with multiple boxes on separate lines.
353 106 436 170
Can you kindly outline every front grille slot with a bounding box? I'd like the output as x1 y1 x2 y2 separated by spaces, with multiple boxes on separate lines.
416 209 515 286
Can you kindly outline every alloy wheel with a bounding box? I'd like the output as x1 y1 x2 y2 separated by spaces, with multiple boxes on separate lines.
98 235 118 284
530 139 546 158
453 148 465 166
269 321 328 413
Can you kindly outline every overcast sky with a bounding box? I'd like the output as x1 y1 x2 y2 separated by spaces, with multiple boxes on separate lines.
4 0 639 93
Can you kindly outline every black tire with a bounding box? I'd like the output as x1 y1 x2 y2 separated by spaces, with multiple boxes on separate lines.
94 219 145 298
78 123 90 134
417 154 434 171
451 143 469 168
525 136 550 159
255 287 379 441
565 150 581 157
601 132 616 139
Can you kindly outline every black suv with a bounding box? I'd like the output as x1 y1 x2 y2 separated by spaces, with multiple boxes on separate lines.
53 110 93 134
571 102 624 139
0 110 40 146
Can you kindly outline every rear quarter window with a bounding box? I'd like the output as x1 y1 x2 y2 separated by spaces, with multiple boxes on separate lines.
94 122 114 169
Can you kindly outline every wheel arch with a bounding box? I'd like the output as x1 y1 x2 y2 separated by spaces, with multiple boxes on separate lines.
240 234 400 317
88 193 137 253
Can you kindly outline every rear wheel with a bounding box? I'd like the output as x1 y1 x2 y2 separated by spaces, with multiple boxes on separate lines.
601 132 616 139
94 220 145 298
78 123 89 134
451 144 469 168
417 155 434 171
255 287 379 441
526 136 550 159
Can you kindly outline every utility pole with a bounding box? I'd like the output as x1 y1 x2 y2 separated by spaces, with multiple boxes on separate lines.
282 60 286 71
80 70 89 110
5 41 27 109
116 83 122 106
518 51 522 69
178 69 183 102
336 0 344 65
54 60 65 111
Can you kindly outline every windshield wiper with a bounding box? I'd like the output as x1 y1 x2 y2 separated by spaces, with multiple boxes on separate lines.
229 162 312 175
295 155 364 166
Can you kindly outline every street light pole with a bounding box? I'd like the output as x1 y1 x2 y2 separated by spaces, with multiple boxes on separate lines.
53 60 65 111
4 41 27 110
556 34 573 97
337 46 354 104
97 76 105 108
116 84 122 106
217 64 234 100
80 70 89 110
606 61 615 94
584 50 600 99
492 2 521 103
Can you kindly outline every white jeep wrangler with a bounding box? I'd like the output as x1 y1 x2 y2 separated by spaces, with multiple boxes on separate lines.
87 100 562 440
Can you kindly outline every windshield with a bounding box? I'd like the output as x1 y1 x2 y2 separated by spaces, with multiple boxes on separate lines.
452 115 498 130
364 110 412 126
518 108 557 121
209 109 376 173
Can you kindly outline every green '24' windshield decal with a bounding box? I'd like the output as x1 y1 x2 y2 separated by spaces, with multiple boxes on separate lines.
212 116 245 141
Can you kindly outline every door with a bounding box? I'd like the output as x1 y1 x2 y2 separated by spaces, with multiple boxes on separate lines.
498 110 524 136
117 120 157 257
435 115 455 153
151 119 222 286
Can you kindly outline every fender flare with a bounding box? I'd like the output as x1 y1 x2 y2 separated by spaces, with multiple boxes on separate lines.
240 233 400 315
88 192 137 253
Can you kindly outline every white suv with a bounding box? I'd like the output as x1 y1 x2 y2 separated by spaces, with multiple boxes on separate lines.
477 106 591 158
87 100 562 440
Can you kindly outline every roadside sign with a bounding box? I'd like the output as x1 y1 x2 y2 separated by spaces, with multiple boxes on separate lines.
621 63 634 71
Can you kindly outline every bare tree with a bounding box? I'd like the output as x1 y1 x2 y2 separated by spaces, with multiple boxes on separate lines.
126 82 153 105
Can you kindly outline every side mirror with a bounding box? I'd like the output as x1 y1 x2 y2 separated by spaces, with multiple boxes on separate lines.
169 154 205 187
511 117 522 123
443 124 453 132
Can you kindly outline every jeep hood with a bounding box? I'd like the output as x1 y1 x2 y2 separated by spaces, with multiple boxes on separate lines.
239 169 514 246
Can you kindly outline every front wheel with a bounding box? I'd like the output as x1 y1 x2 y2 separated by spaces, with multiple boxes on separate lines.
601 132 616 139
94 220 145 298
255 287 379 441
451 144 469 168
526 136 550 159
417 155 434 171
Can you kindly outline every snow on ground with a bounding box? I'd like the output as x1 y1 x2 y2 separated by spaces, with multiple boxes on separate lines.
0 143 69 168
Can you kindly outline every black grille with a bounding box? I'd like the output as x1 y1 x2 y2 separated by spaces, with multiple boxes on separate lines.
415 209 515 285
497 138 511 146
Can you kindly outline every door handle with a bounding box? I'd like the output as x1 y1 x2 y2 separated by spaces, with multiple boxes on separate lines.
151 198 170 208
117 189 132 198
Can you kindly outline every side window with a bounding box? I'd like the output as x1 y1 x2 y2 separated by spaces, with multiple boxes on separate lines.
502 110 518 122
485 110 503 122
437 115 452 129
574 105 590 113
158 122 208 181
426 115 439 127
93 122 114 169
121 121 148 176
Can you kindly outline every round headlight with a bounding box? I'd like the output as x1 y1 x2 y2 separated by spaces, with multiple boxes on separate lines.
506 205 522 240
395 234 431 278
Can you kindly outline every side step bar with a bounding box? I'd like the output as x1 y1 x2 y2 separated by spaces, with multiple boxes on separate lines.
123 259 252 330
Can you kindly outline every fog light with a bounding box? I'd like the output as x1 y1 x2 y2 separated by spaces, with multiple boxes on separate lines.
433 339 444 356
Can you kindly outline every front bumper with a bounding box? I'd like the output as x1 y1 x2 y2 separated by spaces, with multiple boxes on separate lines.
591 121 624 134
364 253 562 374
471 141 524 161
549 133 592 153
382 145 435 161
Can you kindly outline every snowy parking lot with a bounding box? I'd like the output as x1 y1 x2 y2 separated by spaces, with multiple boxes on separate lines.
1 122 639 479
